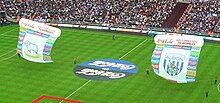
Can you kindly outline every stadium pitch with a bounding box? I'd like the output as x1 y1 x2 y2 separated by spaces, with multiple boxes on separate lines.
0 25 220 103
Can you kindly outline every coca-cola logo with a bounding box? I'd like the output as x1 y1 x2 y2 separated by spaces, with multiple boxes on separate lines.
20 21 35 28
157 38 173 44
73 59 138 81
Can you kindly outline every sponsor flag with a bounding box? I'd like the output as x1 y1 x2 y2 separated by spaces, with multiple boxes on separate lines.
17 18 61 63
151 35 204 83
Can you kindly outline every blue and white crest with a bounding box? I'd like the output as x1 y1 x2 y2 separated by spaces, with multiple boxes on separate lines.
163 53 185 76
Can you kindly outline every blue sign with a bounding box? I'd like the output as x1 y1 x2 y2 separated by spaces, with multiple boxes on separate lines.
73 59 138 81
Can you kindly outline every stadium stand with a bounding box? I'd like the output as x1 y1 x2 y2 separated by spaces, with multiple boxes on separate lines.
214 19 220 35
0 0 220 37
0 0 176 27
179 1 220 34
161 2 189 28
1 0 18 19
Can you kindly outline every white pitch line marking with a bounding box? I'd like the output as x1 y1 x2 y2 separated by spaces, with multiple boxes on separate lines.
61 29 149 40
1 35 18 38
0 49 16 58
60 38 148 103
61 80 91 102
217 83 220 93
0 53 17 62
0 28 17 36
119 39 148 59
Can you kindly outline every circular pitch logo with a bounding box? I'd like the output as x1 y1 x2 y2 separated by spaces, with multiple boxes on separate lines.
73 59 138 81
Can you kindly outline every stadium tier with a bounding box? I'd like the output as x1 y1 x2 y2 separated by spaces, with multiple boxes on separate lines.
1 0 220 37
1 22 220 103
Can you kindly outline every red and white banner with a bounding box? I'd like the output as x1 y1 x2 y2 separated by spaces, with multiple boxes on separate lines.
19 18 61 37
154 35 204 47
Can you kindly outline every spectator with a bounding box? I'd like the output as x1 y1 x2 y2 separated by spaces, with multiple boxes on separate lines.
180 1 220 34
1 0 176 28
3 0 219 37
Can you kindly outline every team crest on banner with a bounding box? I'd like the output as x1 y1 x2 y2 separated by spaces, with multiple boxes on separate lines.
24 40 40 58
163 53 184 76
17 18 61 63
151 35 204 83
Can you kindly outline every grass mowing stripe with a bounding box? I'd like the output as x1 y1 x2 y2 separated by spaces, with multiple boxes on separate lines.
0 49 16 57
119 39 148 59
1 35 18 38
61 29 148 40
60 80 92 103
60 38 148 103
205 45 220 48
0 28 17 36
1 25 220 103
0 53 17 61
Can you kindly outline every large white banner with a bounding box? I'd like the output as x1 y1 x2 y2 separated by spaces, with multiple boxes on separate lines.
151 35 204 83
17 18 61 63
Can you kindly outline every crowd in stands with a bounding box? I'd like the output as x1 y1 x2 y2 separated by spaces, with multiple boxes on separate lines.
0 1 3 11
1 0 220 35
1 0 18 19
0 0 176 28
215 21 220 33
179 1 220 34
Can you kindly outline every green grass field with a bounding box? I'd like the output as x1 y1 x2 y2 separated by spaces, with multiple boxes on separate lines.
0 24 220 103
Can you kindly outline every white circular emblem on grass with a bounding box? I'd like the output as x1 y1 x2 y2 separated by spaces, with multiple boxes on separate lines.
73 59 138 81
